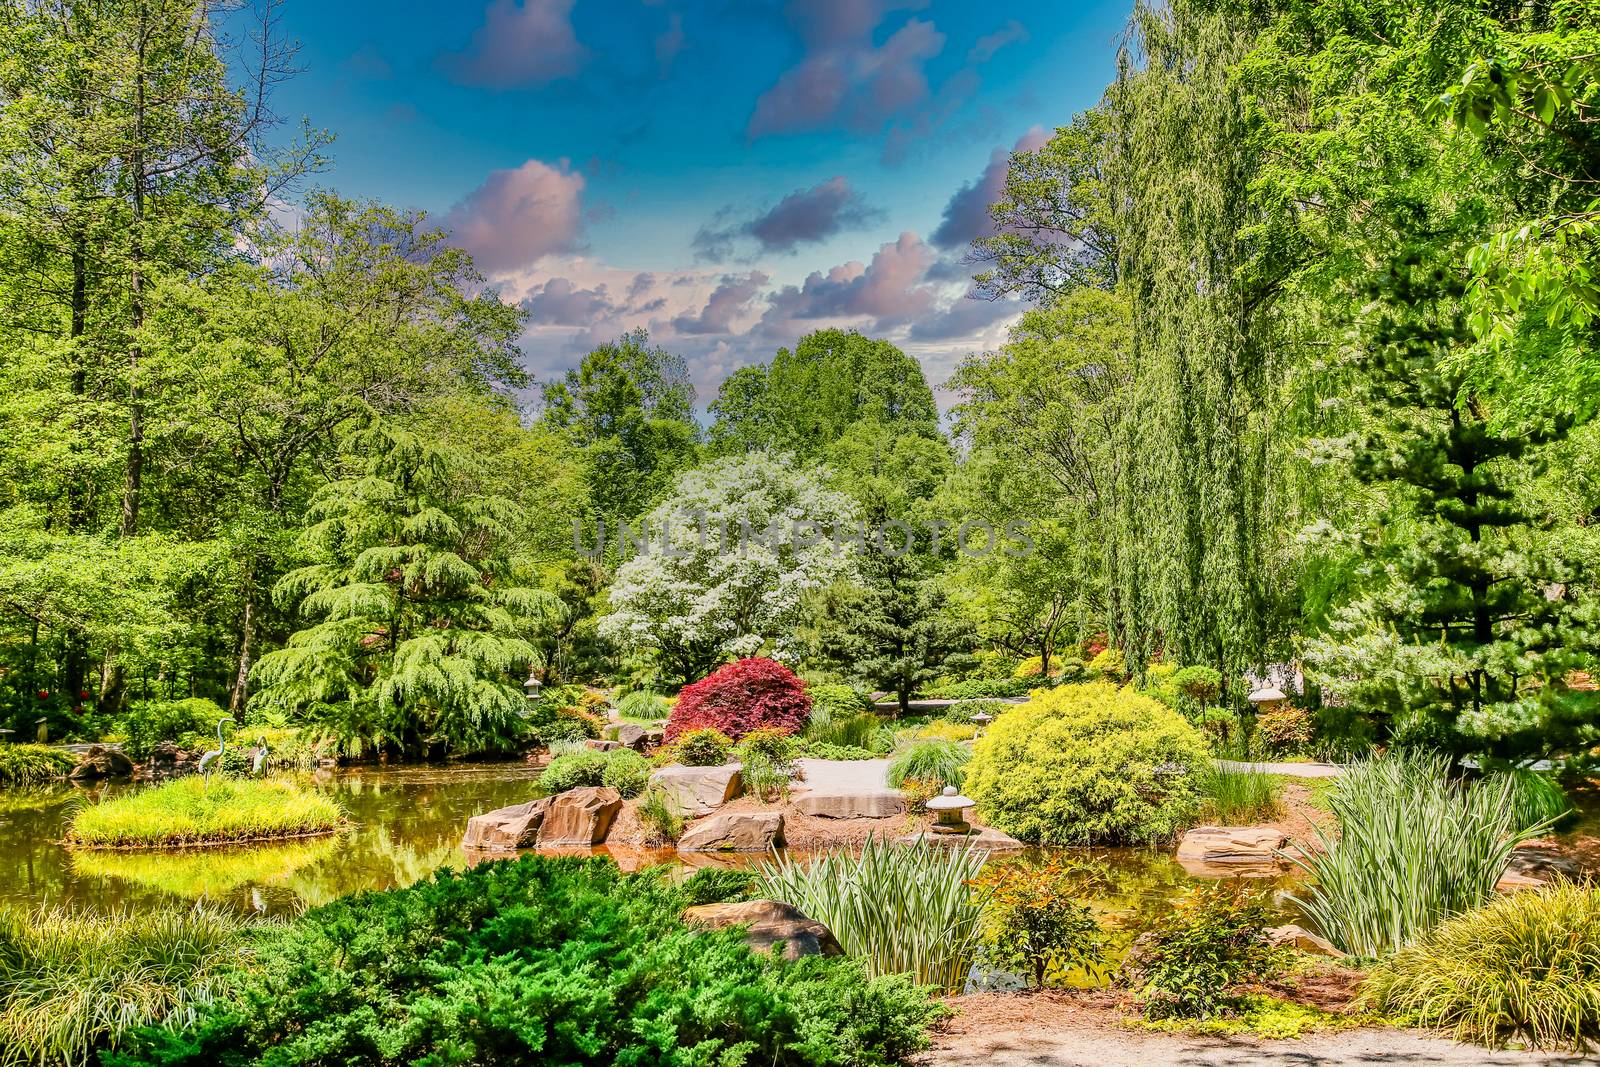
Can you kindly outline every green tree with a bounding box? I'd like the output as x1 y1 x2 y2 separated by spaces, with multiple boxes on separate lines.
252 419 551 758
542 329 698 524
708 330 939 458
970 109 1119 303
1308 258 1597 758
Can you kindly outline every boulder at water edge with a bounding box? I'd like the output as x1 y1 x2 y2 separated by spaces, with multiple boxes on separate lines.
462 798 551 851
682 899 842 960
69 744 134 780
538 786 623 847
678 810 783 852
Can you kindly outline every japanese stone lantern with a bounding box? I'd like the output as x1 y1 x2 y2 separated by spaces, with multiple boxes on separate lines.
970 709 993 738
926 786 977 835
1247 685 1289 713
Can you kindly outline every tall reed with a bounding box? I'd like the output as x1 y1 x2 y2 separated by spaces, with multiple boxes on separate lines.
755 837 990 993
0 905 246 1067
1291 752 1548 958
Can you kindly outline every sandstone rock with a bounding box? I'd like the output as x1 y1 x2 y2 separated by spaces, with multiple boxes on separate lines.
682 899 842 960
69 744 134 780
613 723 647 750
538 786 622 847
678 810 784 852
462 798 551 851
895 825 1024 850
649 763 742 816
792 790 903 818
1266 923 1343 957
584 739 623 752
1176 826 1289 865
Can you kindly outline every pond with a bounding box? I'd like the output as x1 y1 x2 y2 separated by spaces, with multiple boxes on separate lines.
0 764 1297 941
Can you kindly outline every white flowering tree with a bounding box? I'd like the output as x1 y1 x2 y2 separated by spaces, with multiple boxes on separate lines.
598 453 859 683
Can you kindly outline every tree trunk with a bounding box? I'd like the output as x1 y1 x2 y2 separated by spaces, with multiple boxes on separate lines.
229 595 255 713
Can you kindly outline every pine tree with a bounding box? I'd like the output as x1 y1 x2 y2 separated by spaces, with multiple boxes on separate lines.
1309 255 1598 758
252 420 549 758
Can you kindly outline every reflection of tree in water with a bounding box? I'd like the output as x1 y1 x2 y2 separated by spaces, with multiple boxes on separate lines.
287 824 459 909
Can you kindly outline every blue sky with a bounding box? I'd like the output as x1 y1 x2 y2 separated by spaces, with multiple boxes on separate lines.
253 0 1128 403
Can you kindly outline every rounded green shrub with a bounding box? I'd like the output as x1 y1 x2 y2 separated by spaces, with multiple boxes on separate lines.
670 727 732 767
538 752 608 793
1364 882 1600 1050
964 682 1207 845
805 683 872 723
541 749 650 799
599 749 651 799
118 698 228 760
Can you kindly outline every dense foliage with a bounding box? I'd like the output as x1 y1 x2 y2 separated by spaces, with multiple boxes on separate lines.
0 744 76 785
971 858 1106 988
106 855 944 1067
665 658 812 743
538 748 651 798
0 905 245 1067
964 683 1207 845
1291 753 1544 957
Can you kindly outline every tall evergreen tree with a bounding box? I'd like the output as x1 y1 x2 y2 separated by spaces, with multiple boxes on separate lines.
1308 256 1598 757
253 420 550 758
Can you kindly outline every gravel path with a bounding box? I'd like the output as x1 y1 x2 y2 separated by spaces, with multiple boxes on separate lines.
927 1019 1590 1066
1217 759 1344 779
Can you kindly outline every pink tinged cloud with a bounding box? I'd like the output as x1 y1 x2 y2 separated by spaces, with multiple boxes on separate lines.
967 19 1028 64
522 277 616 326
761 231 938 332
445 158 586 276
931 124 1050 250
672 271 770 335
441 0 588 89
747 16 945 137
655 12 685 76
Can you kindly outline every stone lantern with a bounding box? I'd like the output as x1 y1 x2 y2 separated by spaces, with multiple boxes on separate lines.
523 669 543 702
926 786 977 835
970 709 993 738
1247 685 1289 713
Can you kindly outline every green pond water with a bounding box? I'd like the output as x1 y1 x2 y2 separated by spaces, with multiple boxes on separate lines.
0 764 1296 940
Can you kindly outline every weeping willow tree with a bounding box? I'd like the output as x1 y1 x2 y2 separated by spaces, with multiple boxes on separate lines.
1102 0 1305 677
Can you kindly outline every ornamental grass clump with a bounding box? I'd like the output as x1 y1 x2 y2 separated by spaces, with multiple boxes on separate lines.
964 682 1207 845
0 744 76 785
1291 752 1548 958
886 738 970 791
756 837 991 993
1364 882 1600 1051
0 904 245 1067
67 778 346 849
1194 762 1282 824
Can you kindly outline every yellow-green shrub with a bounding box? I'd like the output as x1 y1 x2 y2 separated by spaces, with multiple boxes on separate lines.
965 682 1207 845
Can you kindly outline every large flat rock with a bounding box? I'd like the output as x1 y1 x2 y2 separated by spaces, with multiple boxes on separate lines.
649 763 743 817
895 826 1024 850
1177 825 1289 865
679 810 784 852
791 758 904 818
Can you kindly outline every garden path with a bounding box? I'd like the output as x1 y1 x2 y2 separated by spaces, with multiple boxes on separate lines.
1217 759 1343 779
928 1017 1587 1062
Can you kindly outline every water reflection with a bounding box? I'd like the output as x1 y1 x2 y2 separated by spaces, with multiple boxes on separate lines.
0 763 1297 928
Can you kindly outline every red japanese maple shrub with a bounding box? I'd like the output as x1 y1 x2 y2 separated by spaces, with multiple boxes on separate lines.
665 658 812 742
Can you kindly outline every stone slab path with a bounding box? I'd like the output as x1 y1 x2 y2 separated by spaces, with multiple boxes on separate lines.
1217 759 1344 779
791 759 904 818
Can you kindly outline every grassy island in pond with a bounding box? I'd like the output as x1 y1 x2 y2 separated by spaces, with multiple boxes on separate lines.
68 778 346 849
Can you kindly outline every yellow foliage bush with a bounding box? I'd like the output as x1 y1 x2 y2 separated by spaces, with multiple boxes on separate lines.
965 682 1207 846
